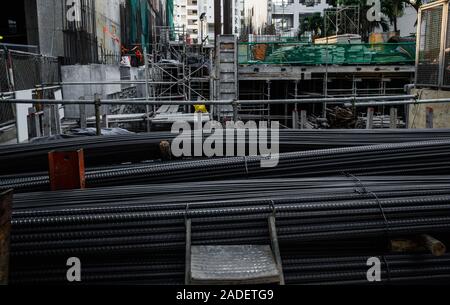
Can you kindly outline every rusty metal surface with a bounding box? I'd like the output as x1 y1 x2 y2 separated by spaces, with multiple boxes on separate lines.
0 190 13 285
48 149 86 191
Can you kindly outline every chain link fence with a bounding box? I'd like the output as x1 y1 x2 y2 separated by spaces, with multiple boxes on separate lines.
0 50 14 126
444 9 450 88
0 49 61 126
0 50 10 92
10 51 42 91
417 5 444 87
8 50 60 91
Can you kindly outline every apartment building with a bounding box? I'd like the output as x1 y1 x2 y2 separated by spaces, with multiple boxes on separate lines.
174 0 199 41
175 0 242 44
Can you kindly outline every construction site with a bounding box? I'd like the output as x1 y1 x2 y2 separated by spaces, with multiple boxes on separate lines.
1 0 450 287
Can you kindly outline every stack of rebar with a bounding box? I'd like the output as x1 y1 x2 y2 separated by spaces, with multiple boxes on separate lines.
4 139 450 193
2 129 450 175
8 176 450 284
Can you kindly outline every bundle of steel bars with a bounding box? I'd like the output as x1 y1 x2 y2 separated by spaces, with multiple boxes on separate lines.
4 139 450 193
8 176 450 284
2 129 450 175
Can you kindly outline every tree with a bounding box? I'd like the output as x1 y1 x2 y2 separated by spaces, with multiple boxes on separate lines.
407 0 422 12
382 0 406 33
404 0 422 26
299 13 324 40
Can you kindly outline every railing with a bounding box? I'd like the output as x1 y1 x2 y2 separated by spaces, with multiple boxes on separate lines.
238 42 416 65
0 43 39 54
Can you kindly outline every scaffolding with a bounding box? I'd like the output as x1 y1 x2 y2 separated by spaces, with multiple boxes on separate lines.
324 5 361 38
147 26 212 102
137 26 215 130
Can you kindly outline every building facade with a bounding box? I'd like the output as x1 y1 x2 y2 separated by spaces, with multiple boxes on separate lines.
174 0 242 44
1 0 167 65
174 0 200 42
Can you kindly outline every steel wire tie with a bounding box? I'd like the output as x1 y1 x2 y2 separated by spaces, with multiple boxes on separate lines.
243 156 249 178
382 255 392 283
343 172 390 238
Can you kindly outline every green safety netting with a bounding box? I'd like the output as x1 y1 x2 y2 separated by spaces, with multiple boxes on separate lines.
239 42 416 65
167 0 175 40
129 0 150 47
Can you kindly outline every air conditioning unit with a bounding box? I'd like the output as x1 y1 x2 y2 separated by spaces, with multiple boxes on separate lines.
416 0 450 89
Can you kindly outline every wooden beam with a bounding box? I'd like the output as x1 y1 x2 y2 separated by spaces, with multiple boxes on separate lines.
366 107 374 129
426 107 434 129
292 110 298 129
390 108 398 129
391 234 446 256
419 234 446 257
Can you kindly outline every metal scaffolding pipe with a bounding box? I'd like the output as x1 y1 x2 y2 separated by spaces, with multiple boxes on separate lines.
42 81 178 86
0 95 418 106
351 98 450 107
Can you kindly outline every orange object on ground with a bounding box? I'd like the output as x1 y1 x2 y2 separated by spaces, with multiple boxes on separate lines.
48 149 86 191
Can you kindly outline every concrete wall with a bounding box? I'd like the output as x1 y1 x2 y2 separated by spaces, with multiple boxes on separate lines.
409 89 450 128
61 64 122 119
37 0 64 57
24 0 64 57
26 0 124 58
24 0 39 49
95 0 123 56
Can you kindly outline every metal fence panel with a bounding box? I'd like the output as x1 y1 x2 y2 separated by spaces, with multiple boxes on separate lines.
0 50 9 92
1 50 60 126
444 8 450 87
0 50 14 126
10 51 41 91
416 5 444 87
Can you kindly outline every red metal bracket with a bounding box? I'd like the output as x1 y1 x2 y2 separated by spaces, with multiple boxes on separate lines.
0 189 13 285
48 149 86 191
